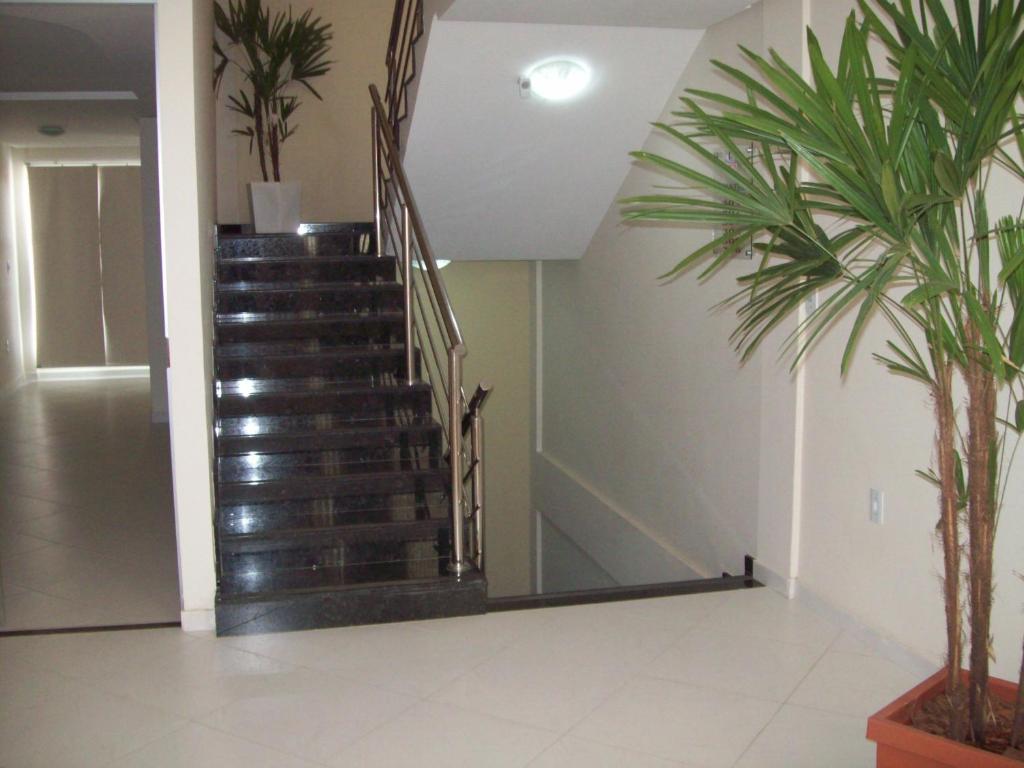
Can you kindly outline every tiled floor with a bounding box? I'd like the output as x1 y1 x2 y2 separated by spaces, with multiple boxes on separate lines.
0 379 180 630
0 588 931 767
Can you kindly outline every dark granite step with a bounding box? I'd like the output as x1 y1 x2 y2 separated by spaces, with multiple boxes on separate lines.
216 281 401 314
216 414 440 455
216 304 405 343
217 256 396 285
216 313 403 348
216 227 374 261
216 447 440 485
215 341 414 381
219 533 447 574
215 571 487 636
217 494 448 536
217 466 447 504
215 379 433 417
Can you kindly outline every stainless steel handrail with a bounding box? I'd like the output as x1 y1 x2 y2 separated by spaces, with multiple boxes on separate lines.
370 86 464 351
383 0 422 146
370 80 486 575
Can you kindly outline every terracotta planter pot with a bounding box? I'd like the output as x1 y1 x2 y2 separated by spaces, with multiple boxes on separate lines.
867 670 1021 767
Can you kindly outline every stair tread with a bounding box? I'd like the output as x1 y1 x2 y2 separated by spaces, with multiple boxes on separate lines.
219 460 444 482
216 413 435 438
219 516 447 545
217 253 387 264
217 378 429 398
218 280 397 293
217 453 439 484
216 308 402 326
216 340 403 359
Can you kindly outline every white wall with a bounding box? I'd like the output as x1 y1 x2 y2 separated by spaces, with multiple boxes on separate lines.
533 3 765 583
790 0 1024 679
0 143 25 393
156 0 218 630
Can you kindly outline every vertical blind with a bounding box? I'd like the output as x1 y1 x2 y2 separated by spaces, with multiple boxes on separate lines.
28 165 149 368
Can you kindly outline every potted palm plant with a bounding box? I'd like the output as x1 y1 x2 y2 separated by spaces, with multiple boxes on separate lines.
214 0 332 233
624 0 1024 764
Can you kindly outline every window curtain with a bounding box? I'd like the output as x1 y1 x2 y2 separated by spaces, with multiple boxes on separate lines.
27 165 149 368
28 166 105 368
98 167 148 365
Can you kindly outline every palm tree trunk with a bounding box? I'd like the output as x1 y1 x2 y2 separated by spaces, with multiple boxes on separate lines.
253 95 269 183
934 362 966 741
965 346 997 747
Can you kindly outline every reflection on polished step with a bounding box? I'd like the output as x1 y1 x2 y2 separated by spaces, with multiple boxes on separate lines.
212 224 485 635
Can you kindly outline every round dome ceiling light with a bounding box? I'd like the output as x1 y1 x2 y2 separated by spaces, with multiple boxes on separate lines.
524 58 591 102
38 125 65 137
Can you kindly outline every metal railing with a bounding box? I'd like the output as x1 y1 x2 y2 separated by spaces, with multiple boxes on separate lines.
383 0 423 147
369 82 489 575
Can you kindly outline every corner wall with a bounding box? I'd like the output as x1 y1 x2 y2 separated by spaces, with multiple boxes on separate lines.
533 3 765 583
0 144 25 393
157 0 218 630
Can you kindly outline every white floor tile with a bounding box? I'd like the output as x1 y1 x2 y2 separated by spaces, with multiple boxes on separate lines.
570 677 779 767
700 588 841 651
335 700 560 768
733 704 875 768
430 640 631 732
646 626 824 701
789 650 922 717
199 667 419 764
0 677 184 768
529 735 690 767
106 723 324 768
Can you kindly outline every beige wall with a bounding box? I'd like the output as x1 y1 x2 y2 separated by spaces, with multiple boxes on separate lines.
535 4 765 582
216 0 392 225
0 144 24 393
443 261 534 597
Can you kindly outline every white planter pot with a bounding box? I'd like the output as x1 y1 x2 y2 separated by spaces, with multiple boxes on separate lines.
250 181 302 234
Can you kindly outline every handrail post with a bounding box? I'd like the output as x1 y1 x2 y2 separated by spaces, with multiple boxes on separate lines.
471 410 484 571
402 204 414 385
371 109 382 259
448 349 469 575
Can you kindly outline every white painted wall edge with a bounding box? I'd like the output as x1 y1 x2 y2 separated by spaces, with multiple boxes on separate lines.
753 560 798 599
180 609 215 633
534 451 708 584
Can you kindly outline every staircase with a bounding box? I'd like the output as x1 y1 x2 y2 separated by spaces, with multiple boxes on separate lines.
212 224 486 636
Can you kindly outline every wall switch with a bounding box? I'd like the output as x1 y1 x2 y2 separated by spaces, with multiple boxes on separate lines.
869 488 885 524
804 290 819 314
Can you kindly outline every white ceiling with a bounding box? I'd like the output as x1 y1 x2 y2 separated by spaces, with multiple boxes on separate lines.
443 0 755 29
404 20 704 261
0 101 141 147
0 2 154 146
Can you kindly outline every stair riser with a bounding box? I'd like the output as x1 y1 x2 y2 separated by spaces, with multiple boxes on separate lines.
220 528 448 561
217 494 447 536
217 451 441 485
215 351 415 381
217 230 373 260
218 470 446 504
217 259 396 284
216 423 440 457
215 572 487 637
216 388 432 418
217 288 401 315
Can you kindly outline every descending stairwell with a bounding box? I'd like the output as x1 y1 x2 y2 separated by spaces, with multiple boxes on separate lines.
212 224 486 636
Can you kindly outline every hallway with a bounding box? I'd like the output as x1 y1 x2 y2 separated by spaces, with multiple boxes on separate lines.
0 379 179 630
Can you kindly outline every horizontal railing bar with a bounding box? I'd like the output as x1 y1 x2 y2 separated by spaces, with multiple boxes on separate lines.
371 84 464 352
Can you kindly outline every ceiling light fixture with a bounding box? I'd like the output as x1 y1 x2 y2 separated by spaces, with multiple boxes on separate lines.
38 125 65 137
523 58 591 102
